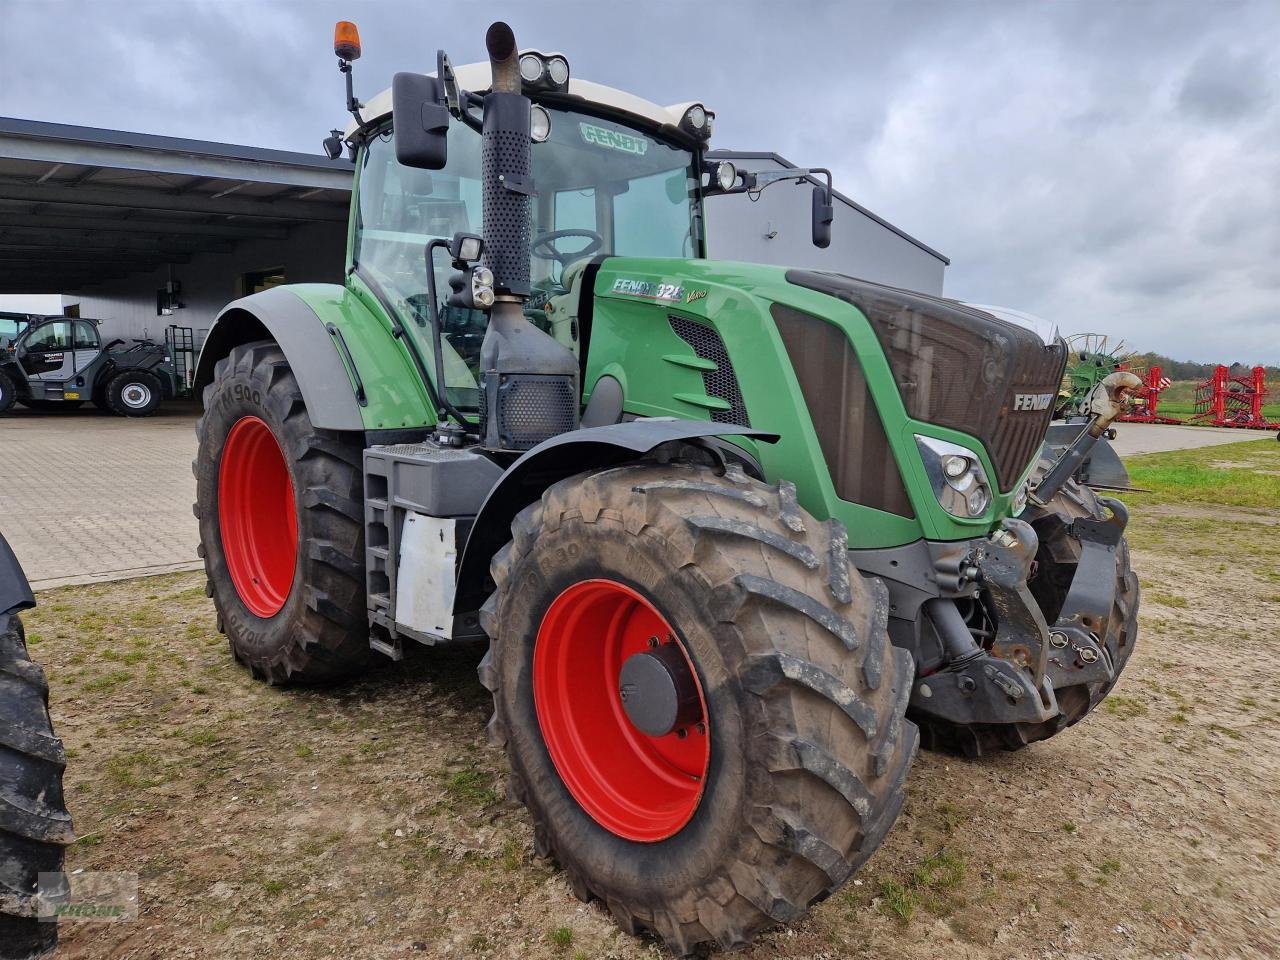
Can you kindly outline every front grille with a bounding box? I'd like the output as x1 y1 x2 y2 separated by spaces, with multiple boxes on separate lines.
773 304 913 517
786 270 1067 490
667 315 751 426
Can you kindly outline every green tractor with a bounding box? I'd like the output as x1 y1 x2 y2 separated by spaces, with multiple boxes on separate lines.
192 21 1141 952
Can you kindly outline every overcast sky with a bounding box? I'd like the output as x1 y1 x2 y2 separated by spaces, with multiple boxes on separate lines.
2 0 1276 363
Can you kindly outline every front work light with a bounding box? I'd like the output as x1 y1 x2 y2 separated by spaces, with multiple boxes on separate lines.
714 161 737 191
679 103 715 140
334 21 362 61
519 53 544 83
530 104 552 142
915 435 993 520
449 232 484 264
546 56 570 86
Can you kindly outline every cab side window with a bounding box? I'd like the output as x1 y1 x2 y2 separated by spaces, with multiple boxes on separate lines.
23 321 71 352
72 321 99 350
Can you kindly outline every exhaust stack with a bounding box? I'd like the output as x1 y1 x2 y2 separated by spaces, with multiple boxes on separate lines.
476 21 580 452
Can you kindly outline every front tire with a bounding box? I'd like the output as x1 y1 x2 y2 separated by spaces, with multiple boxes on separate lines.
194 340 368 684
0 612 74 958
480 462 917 952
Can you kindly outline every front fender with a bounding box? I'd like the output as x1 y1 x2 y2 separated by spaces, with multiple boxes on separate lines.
193 284 435 432
453 420 779 614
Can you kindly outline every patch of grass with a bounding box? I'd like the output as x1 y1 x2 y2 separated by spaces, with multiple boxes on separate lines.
1120 439 1280 510
295 744 314 759
877 848 969 923
1104 694 1148 719
1171 711 1189 724
547 926 574 948
1147 590 1189 609
1062 821 1077 834
1099 858 1121 875
1208 723 1243 741
444 767 500 807
104 751 168 789
877 879 915 922
262 878 289 896
80 669 134 693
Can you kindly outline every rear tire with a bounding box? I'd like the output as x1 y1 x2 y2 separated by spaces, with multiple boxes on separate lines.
0 612 74 958
106 370 162 417
0 370 16 414
194 340 368 685
480 462 917 952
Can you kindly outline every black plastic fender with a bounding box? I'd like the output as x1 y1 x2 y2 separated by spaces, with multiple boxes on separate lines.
1042 423 1131 490
453 420 778 615
192 286 367 431
0 532 34 616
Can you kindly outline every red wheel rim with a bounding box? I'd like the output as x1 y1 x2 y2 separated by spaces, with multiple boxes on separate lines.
533 579 710 842
218 415 298 618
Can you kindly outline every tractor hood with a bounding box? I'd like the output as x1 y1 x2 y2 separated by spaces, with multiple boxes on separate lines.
786 269 1067 490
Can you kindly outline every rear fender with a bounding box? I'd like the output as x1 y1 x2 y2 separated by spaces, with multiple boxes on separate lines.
453 420 779 615
193 284 435 432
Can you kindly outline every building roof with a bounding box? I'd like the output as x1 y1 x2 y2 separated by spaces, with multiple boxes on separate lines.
0 116 947 294
0 117 351 293
708 150 949 265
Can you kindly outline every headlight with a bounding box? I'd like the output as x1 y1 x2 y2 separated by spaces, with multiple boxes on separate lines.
915 435 993 519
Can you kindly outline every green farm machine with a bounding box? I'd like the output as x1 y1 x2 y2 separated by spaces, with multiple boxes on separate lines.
192 22 1142 951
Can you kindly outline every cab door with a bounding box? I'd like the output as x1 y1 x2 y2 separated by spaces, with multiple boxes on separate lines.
15 320 75 380
70 320 101 373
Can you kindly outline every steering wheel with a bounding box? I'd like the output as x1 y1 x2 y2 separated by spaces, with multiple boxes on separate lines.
532 229 604 271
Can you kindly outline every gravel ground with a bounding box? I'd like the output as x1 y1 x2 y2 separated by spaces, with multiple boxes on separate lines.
21 495 1279 960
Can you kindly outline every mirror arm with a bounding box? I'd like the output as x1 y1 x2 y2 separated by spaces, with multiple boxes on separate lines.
424 239 477 428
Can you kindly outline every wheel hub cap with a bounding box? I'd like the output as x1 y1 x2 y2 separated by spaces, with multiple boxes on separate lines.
533 579 710 842
122 383 151 407
217 416 297 618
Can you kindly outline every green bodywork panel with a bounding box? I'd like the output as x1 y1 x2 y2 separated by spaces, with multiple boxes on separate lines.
303 249 1032 546
288 281 438 432
583 258 1034 547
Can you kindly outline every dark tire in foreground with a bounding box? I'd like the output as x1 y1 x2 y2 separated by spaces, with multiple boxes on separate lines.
194 340 368 685
916 468 1140 758
0 370 16 414
0 612 74 959
480 462 917 953
105 370 163 417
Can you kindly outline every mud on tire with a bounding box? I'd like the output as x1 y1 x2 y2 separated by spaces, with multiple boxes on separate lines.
194 340 368 684
479 462 917 953
0 612 74 958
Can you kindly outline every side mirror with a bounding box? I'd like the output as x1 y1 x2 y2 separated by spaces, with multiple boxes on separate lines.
392 72 450 170
811 184 834 249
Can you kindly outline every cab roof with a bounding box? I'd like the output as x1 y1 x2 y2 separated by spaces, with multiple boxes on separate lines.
346 58 708 145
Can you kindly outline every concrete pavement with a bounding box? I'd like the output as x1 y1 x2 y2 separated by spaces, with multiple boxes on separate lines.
1 403 201 590
1107 422 1276 457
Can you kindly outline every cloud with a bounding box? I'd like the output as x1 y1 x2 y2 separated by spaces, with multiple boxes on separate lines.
0 0 1276 362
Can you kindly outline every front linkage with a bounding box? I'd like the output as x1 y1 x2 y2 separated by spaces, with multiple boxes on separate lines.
901 371 1142 754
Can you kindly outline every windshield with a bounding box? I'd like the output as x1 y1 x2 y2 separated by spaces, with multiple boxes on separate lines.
354 105 698 408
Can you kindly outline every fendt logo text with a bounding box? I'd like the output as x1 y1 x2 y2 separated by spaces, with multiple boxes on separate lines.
1013 393 1054 412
